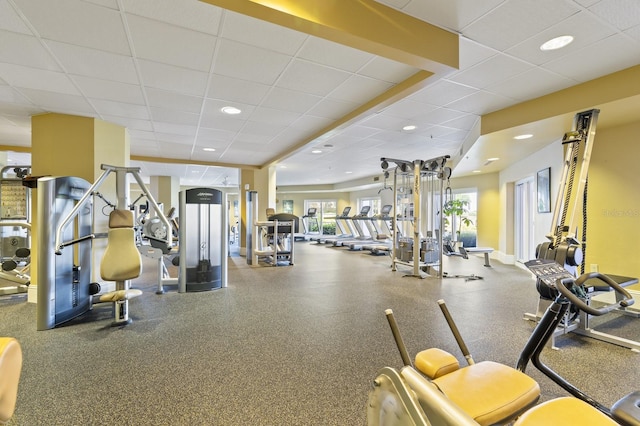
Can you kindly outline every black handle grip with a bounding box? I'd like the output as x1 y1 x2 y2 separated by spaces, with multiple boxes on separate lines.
558 272 634 316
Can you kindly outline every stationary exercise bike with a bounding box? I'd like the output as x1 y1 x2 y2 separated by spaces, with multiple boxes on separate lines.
367 264 640 425
517 258 640 425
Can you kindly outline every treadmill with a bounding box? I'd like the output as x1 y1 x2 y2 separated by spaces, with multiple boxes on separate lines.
316 206 354 244
333 205 372 247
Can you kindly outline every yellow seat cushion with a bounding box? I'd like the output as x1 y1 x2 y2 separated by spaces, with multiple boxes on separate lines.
0 337 22 424
415 348 460 379
99 289 143 303
514 397 618 425
433 361 540 426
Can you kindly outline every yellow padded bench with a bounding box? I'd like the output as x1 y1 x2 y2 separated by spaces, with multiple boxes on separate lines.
431 360 540 425
0 337 22 425
514 396 617 425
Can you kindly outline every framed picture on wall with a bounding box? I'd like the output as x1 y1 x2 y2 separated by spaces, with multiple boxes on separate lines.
537 168 551 213
283 200 293 214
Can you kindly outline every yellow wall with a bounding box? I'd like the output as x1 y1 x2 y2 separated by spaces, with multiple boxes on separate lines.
585 120 640 278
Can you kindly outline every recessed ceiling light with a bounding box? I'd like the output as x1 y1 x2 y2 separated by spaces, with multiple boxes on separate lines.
345 171 353 174
487 157 500 162
540 35 574 51
221 106 241 115
203 147 216 152
279 165 287 169
514 134 533 140
402 125 417 131
311 149 322 154
472 170 482 173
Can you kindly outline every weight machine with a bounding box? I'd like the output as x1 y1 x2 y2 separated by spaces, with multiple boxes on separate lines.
380 156 450 278
525 109 640 351
37 165 172 330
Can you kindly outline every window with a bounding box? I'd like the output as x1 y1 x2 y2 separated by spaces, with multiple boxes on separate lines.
358 197 381 216
442 189 477 247
304 199 337 235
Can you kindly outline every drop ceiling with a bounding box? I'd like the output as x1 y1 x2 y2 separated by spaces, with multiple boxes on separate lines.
0 0 639 188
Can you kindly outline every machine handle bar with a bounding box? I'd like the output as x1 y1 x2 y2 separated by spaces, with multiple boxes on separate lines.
558 272 634 316
55 234 95 255
385 309 413 368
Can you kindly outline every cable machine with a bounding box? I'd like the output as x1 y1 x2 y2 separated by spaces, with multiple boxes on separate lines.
525 109 640 351
381 156 450 278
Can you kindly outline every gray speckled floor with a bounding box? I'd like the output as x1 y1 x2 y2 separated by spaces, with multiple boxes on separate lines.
1 242 639 425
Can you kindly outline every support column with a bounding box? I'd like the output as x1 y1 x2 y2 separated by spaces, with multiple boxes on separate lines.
239 166 276 256
150 175 179 215
29 113 129 303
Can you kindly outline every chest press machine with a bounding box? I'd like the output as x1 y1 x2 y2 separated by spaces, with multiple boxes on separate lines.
36 165 172 329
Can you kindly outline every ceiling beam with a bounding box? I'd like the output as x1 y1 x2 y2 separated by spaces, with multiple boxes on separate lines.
482 64 640 135
199 0 458 73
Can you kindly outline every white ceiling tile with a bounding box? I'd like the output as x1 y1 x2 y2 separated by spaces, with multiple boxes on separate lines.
288 114 333 131
18 87 95 114
441 114 479 131
260 87 321 114
240 120 286 139
328 75 393 103
122 0 223 35
145 88 203 113
457 36 497 71
409 79 477 106
297 37 373 72
401 0 505 32
81 0 118 9
0 103 44 117
485 67 575 101
305 98 359 120
127 129 155 140
381 98 437 119
448 53 531 89
46 40 138 84
0 63 79 95
358 57 418 83
12 0 131 55
0 0 31 34
626 24 640 42
446 90 513 115
154 122 197 136
101 115 152 131
72 75 144 104
213 39 291 85
277 59 351 96
155 132 194 145
544 33 640 82
201 98 255 120
0 30 61 70
207 74 270 105
417 107 466 125
197 126 237 142
221 11 307 55
198 113 244 132
505 11 616 66
137 59 209 96
126 15 217 72
150 107 200 126
0 85 31 105
589 0 640 30
359 113 406 131
462 0 579 51
91 98 148 119
248 107 300 127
